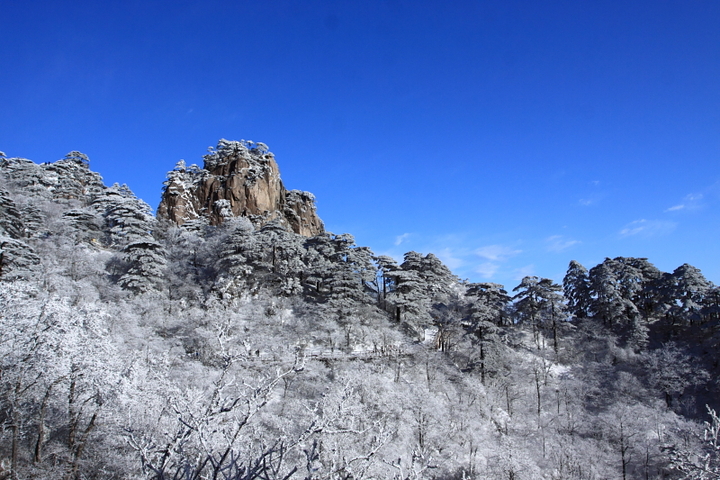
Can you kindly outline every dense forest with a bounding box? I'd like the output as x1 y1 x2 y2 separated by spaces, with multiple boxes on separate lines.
0 141 719 480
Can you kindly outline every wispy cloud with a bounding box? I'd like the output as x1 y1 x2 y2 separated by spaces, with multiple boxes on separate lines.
546 235 580 252
513 264 535 281
435 248 464 270
665 193 703 213
579 180 603 206
394 233 411 246
619 219 677 237
475 244 522 261
468 244 523 280
476 262 500 279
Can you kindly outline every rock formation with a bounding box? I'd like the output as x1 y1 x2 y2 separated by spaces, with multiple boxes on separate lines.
157 139 324 236
0 151 106 203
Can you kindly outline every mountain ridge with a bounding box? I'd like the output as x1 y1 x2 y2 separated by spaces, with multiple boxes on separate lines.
1 143 719 480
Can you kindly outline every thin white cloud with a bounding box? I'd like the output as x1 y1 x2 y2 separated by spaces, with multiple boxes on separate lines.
513 265 535 281
475 244 522 261
436 248 464 270
619 219 677 237
394 233 411 246
665 193 703 213
546 235 580 252
476 262 500 279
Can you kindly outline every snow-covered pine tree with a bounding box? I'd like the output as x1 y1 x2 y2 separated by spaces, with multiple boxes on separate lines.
465 282 510 383
92 183 155 246
0 237 41 281
252 221 305 295
666 263 712 326
117 239 167 293
215 217 256 296
372 255 398 311
512 276 565 350
588 257 660 349
563 260 591 319
62 209 104 245
588 259 633 327
400 251 457 302
386 265 429 328
0 190 25 239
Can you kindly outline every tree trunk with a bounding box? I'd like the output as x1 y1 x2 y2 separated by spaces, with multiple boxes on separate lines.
534 367 542 419
10 419 19 480
67 375 78 450
34 388 52 463
479 328 486 386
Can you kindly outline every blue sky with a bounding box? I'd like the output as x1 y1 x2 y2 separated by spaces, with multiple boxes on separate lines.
2 0 719 289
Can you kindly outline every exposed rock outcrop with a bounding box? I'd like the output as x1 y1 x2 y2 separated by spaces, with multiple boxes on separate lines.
157 139 324 236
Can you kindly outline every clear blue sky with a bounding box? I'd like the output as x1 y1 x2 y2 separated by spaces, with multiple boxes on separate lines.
2 0 719 289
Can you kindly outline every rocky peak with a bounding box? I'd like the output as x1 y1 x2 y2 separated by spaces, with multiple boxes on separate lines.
157 139 324 236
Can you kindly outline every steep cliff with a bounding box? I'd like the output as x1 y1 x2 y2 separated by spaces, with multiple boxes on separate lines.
157 139 324 236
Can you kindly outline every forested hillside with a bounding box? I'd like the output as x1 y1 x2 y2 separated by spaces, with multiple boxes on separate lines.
0 142 718 480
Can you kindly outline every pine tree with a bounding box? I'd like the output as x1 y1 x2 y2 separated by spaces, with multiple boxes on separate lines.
62 209 104 244
466 282 510 383
373 255 398 310
92 184 155 246
0 237 41 281
588 259 634 327
386 266 429 326
588 257 661 350
216 218 256 295
563 260 591 319
0 190 25 239
667 263 712 326
117 240 167 293
513 276 565 350
251 221 305 295
400 251 457 302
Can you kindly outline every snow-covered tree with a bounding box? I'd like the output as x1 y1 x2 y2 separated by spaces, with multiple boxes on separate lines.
666 263 713 326
62 209 104 244
0 282 122 479
0 190 25 239
386 257 431 328
92 183 155 246
512 276 565 350
372 255 398 310
588 259 638 327
117 239 167 293
0 236 40 281
563 260 591 319
465 282 510 383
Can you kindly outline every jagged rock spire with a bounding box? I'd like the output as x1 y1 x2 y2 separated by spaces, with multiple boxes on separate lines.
157 139 324 236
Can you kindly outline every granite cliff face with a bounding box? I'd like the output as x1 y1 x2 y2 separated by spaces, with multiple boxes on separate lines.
157 140 324 236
